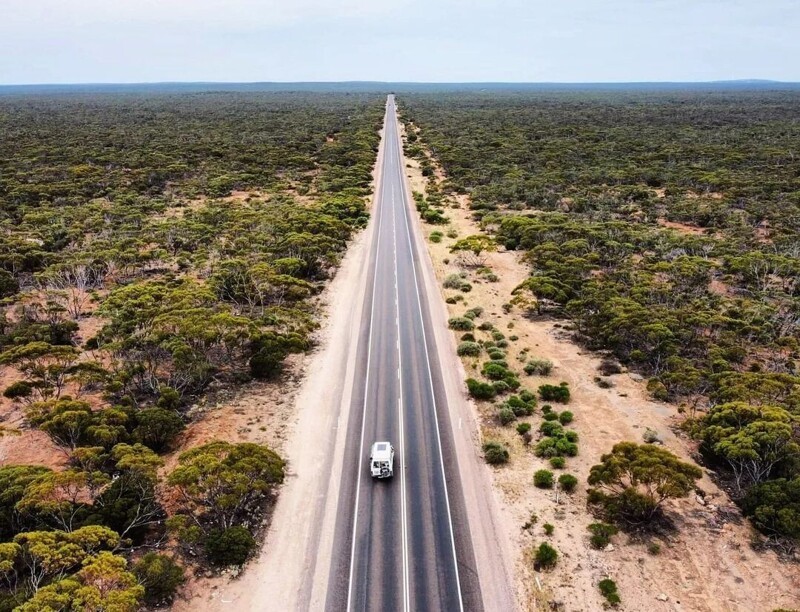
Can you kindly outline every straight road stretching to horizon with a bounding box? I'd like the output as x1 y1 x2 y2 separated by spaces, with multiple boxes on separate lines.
325 96 483 612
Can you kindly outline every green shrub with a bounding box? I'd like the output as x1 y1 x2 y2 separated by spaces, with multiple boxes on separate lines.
483 441 509 465
598 578 621 606
534 469 554 489
495 339 509 348
443 274 465 289
488 349 506 360
498 407 516 426
543 523 554 535
549 456 566 469
647 542 661 555
492 380 511 394
449 317 474 331
466 378 496 400
460 333 475 342
457 341 482 357
524 359 554 376
492 331 506 342
504 395 535 416
542 411 560 421
588 522 619 549
482 362 510 380
558 411 574 425
445 295 463 304
540 420 563 436
538 382 570 403
429 231 443 243
134 553 185 605
558 473 578 492
516 422 532 435
541 404 553 413
519 389 536 403
205 526 256 566
459 282 472 293
465 306 484 318
534 542 558 569
564 430 579 443
477 321 494 331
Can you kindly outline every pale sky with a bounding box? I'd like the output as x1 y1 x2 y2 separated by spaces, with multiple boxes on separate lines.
1 0 798 84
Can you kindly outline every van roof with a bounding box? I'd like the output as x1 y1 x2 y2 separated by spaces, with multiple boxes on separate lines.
371 441 392 459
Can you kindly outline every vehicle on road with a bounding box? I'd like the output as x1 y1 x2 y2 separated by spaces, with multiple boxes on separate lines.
369 441 395 478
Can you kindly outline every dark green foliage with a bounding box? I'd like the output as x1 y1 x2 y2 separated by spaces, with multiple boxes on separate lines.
542 411 560 421
534 542 558 569
558 411 574 425
483 441 509 465
448 317 475 331
549 456 565 469
517 422 532 436
0 465 52 540
598 578 621 606
534 469 554 488
466 378 496 400
558 473 578 492
740 478 800 540
539 383 570 403
133 553 185 605
133 408 184 452
524 359 553 376
588 522 619 549
502 394 536 416
543 523 554 535
587 442 702 524
204 526 256 566
540 421 563 437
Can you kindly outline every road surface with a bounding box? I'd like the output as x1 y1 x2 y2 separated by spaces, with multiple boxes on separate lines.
325 96 483 611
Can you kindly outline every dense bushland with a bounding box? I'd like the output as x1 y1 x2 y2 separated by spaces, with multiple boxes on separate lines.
400 89 800 545
0 90 384 607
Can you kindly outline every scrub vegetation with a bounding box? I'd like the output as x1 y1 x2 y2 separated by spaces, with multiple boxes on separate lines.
400 89 800 546
0 90 383 608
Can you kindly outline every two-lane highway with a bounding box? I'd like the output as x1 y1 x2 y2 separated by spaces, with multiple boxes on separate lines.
326 96 482 611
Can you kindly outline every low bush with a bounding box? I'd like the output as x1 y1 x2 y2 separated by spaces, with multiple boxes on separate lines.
443 273 466 289
488 349 506 360
429 231 443 243
464 306 484 319
498 407 516 425
599 358 623 376
519 389 536 403
588 522 619 549
598 578 621 606
534 542 558 569
558 411 574 425
504 394 535 416
449 317 474 331
492 380 510 394
134 553 185 606
539 382 570 403
460 333 475 342
549 456 565 469
516 422 532 435
205 526 256 566
477 321 494 331
483 441 509 464
534 469 554 488
558 473 578 492
457 341 482 357
543 523 554 535
540 420 563 436
542 411 560 421
466 378 496 400
524 359 554 376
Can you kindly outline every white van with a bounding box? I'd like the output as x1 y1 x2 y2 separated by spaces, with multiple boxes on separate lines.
369 441 395 478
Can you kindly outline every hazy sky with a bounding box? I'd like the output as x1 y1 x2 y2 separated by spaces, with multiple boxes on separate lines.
1 0 798 84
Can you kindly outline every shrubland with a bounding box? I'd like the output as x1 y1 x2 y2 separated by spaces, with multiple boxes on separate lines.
400 89 800 545
0 90 383 606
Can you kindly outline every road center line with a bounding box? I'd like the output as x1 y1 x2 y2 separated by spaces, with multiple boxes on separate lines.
392 199 411 612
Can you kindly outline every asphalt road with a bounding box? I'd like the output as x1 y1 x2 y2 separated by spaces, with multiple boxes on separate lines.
325 97 483 612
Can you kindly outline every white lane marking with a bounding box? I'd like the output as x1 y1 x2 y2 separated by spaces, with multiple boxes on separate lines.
391 99 465 612
392 206 411 612
345 102 389 612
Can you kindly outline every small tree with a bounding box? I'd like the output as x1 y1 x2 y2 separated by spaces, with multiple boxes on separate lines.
587 442 702 524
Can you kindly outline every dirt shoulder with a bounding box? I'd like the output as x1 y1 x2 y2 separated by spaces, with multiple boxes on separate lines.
401 130 800 611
